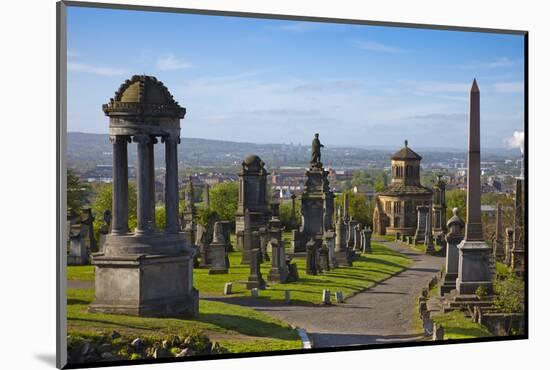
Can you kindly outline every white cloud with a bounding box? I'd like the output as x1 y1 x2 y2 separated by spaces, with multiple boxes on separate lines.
275 22 318 32
353 40 403 53
462 57 520 70
67 62 128 76
156 54 192 71
505 130 524 154
493 82 523 93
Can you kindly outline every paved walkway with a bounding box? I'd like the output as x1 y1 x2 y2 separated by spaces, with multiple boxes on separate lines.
204 239 445 348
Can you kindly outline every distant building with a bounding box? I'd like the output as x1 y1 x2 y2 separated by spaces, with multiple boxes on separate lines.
373 141 432 236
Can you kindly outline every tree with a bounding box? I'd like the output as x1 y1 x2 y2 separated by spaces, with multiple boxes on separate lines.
209 181 239 221
446 189 467 220
67 168 91 211
335 191 373 227
91 182 138 238
351 170 372 188
279 199 301 229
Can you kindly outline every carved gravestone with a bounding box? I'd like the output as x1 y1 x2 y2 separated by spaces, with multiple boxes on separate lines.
209 222 229 274
362 227 373 254
98 209 111 253
415 205 430 244
286 256 299 282
306 238 318 275
334 212 353 266
267 238 289 283
246 248 266 290
324 230 337 269
319 242 330 272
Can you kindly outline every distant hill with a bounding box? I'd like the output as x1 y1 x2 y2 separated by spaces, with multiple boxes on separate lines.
66 132 520 172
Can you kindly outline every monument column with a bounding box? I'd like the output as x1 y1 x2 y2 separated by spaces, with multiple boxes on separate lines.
134 134 153 235
110 135 129 235
164 134 180 233
465 79 482 241
149 136 157 230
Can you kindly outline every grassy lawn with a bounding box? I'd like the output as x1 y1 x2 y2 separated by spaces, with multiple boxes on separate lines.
69 242 412 305
431 310 492 339
373 234 395 242
67 288 301 353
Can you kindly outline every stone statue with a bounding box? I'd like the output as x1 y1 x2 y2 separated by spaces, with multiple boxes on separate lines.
310 133 324 166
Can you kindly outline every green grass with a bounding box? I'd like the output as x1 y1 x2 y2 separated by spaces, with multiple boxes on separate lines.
69 242 412 305
431 311 492 339
373 234 396 242
67 265 95 281
67 289 301 353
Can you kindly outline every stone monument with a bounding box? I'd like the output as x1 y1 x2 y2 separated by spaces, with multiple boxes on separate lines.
492 203 505 261
267 238 289 283
306 238 319 275
334 209 352 266
97 209 111 253
296 133 335 251
208 222 229 274
505 227 514 265
424 209 435 254
246 248 266 290
456 79 492 295
440 208 464 295
289 193 299 230
511 178 525 275
235 155 270 263
432 175 447 242
90 75 198 317
414 205 429 244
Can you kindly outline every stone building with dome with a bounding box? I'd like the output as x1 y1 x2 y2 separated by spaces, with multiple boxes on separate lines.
373 140 433 236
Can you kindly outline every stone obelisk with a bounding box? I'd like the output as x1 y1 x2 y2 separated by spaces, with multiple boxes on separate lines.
456 79 493 295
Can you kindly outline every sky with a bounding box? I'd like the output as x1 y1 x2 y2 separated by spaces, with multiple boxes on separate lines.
67 6 525 150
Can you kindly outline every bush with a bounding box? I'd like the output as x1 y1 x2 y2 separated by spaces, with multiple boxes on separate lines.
493 272 524 313
209 181 239 222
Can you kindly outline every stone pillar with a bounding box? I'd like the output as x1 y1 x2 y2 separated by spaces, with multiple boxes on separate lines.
149 136 157 230
363 227 372 253
110 135 129 235
289 193 298 229
306 238 318 275
246 248 266 289
425 211 435 254
134 135 154 234
511 178 525 275
456 79 492 295
164 135 180 233
440 208 464 295
505 227 514 265
493 203 505 260
204 183 210 209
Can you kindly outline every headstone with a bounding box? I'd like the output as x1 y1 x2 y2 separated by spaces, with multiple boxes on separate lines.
440 208 464 295
319 242 330 272
322 289 331 305
259 227 270 262
456 79 493 295
432 175 447 235
251 288 259 298
246 248 266 290
67 220 88 265
306 238 318 275
425 210 435 254
208 222 229 274
235 155 270 258
284 290 291 303
218 220 233 252
98 209 111 253
324 230 337 269
223 282 233 295
505 227 514 265
334 212 353 266
286 256 299 282
267 238 290 283
493 203 505 261
291 229 305 253
353 223 362 251
335 291 344 303
80 207 97 253
196 223 210 268
433 323 444 340
289 193 299 229
511 178 525 275
414 205 429 244
362 227 372 253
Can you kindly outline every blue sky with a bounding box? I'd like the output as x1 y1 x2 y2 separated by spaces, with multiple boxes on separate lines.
67 6 525 149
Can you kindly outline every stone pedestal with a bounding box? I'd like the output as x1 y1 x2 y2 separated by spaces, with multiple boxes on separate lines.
267 239 289 283
209 224 229 275
456 240 493 295
90 241 198 317
246 248 266 289
440 209 464 295
291 229 305 253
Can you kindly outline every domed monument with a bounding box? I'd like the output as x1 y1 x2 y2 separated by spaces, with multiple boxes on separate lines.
372 140 432 237
89 75 198 317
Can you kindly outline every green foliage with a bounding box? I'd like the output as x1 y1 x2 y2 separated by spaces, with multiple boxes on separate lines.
196 207 218 227
155 207 166 230
67 168 91 211
374 178 385 192
279 200 301 229
475 285 488 299
493 271 525 313
91 182 137 238
446 189 466 220
430 311 492 339
335 191 373 227
351 170 372 187
209 181 239 221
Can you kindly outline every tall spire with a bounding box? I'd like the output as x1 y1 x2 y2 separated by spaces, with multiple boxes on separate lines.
464 79 483 241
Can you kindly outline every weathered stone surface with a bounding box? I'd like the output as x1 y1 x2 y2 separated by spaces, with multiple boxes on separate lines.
246 248 266 290
440 208 464 295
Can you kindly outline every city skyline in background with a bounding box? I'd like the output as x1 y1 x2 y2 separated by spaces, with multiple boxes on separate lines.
67 7 525 150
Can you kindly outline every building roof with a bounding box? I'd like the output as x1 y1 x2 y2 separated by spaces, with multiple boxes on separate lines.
391 140 422 161
379 184 433 196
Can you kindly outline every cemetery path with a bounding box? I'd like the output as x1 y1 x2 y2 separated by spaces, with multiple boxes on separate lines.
205 239 445 348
